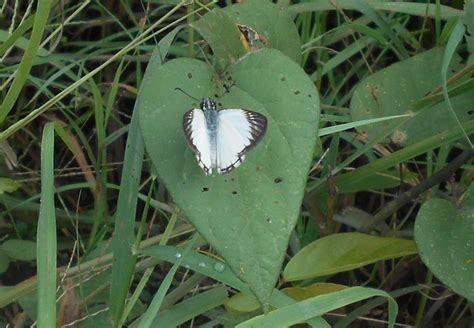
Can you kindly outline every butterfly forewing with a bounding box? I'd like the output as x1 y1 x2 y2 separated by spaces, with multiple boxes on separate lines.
216 109 267 173
183 108 213 174
183 100 267 175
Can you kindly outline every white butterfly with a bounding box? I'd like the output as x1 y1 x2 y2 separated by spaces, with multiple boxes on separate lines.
183 99 267 175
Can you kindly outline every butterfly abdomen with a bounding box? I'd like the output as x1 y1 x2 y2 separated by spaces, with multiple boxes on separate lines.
204 108 218 173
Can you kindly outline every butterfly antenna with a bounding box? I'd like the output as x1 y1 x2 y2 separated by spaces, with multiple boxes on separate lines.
175 87 200 102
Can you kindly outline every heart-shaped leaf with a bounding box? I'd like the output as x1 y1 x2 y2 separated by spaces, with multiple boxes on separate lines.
191 0 301 69
351 47 472 146
414 185 474 302
223 0 302 63
138 48 319 305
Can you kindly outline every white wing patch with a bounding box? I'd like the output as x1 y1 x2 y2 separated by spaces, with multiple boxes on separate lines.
183 108 213 174
216 109 267 174
183 106 267 175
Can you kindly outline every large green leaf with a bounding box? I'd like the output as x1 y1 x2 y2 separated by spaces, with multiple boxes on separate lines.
0 239 36 261
283 232 417 281
138 48 319 305
414 185 474 302
223 0 302 63
191 0 301 69
351 47 472 146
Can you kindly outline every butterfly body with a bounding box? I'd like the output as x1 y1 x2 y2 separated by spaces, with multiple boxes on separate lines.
183 98 267 175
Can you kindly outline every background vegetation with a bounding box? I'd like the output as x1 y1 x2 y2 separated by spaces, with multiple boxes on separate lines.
0 0 473 327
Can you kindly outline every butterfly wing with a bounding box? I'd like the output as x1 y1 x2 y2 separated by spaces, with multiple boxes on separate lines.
183 108 213 175
216 109 267 174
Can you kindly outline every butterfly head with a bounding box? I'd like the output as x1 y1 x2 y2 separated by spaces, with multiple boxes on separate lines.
200 99 217 111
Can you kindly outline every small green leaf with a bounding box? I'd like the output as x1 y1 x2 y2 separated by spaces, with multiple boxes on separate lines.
351 48 472 146
224 0 302 63
191 0 301 69
0 178 20 194
414 185 474 302
284 232 417 281
191 8 246 69
225 292 261 313
1 239 37 261
139 48 319 305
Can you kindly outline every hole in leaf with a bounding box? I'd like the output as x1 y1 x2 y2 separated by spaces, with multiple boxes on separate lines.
214 94 219 98
294 90 300 95
187 72 192 79
218 102 223 106
232 191 238 195
202 187 209 192
468 110 474 115
308 94 312 98
266 218 272 223
274 177 283 183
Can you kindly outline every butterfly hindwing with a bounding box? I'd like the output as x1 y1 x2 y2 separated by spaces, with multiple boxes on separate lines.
216 109 267 174
183 108 213 174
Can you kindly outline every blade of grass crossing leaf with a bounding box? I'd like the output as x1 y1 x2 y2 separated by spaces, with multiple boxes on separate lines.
237 287 398 328
441 20 473 148
141 244 249 293
288 2 461 19
269 290 331 328
0 0 52 123
37 122 57 328
137 234 199 328
318 114 412 136
334 285 422 328
152 286 228 327
141 245 331 327
109 109 145 326
109 25 184 325
332 119 474 192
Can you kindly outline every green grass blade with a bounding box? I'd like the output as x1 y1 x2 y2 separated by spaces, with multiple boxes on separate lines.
0 0 53 123
36 122 57 328
109 109 145 325
441 20 473 148
237 287 398 328
333 119 474 191
109 24 184 325
136 234 199 328
318 114 412 137
151 286 228 327
353 0 409 59
141 246 330 326
289 1 462 19
0 1 197 142
0 14 36 57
